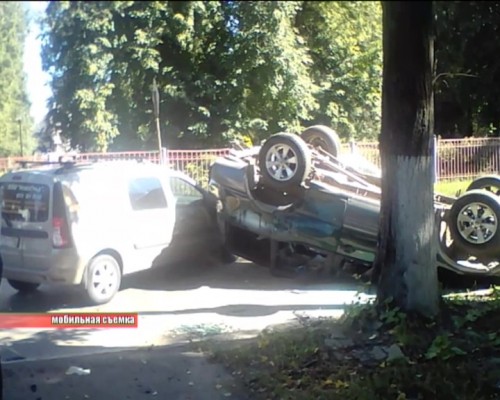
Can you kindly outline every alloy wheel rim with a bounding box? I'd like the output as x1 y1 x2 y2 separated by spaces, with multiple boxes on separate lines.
457 202 498 244
265 143 298 181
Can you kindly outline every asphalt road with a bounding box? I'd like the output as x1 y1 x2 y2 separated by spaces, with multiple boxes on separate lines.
0 258 374 363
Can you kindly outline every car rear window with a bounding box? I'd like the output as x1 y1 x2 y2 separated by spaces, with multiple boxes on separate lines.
1 183 50 223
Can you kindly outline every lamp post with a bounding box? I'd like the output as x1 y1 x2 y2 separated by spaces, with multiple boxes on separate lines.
151 78 162 163
16 118 23 157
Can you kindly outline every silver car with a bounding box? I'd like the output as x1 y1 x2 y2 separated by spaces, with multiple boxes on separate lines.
0 160 225 304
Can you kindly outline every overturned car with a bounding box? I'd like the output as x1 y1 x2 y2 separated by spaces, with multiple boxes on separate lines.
209 125 500 278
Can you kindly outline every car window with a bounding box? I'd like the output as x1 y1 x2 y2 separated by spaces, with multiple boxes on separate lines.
170 176 203 206
128 177 168 211
62 184 80 222
0 182 50 223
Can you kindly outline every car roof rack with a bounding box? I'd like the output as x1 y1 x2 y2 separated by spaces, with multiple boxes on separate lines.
17 160 78 168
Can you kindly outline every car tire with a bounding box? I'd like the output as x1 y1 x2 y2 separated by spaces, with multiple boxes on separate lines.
7 279 40 293
448 189 500 257
467 175 500 196
301 125 342 158
258 132 311 191
85 254 121 305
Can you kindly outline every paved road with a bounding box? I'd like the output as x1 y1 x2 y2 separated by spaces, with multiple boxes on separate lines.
4 344 251 400
0 258 374 363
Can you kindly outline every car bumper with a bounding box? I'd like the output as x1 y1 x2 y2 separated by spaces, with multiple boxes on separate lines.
2 249 87 285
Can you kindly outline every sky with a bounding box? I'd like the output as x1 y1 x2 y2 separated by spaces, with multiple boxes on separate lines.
23 1 51 126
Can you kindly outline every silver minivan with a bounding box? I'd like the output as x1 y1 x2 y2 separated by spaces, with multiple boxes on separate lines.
0 160 226 304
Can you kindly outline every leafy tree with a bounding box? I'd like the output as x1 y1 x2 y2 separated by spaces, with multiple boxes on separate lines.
0 2 33 156
373 1 439 317
296 1 382 141
434 1 500 137
41 1 382 151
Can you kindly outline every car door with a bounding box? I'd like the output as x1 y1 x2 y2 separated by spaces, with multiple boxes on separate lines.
168 174 217 259
127 174 176 271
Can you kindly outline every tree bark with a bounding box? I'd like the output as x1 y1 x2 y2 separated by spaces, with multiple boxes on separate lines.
373 1 439 317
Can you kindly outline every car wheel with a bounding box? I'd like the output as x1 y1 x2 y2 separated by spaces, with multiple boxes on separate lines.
467 175 500 196
301 125 342 158
448 190 500 257
7 279 40 293
258 132 311 190
85 254 121 305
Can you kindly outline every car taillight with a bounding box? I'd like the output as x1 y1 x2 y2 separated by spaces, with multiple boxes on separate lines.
52 216 70 248
52 182 72 249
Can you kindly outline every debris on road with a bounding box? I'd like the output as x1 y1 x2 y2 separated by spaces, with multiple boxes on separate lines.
65 366 91 376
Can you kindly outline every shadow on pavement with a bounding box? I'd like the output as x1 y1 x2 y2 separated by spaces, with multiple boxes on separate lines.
0 260 369 313
0 329 102 363
123 303 347 318
438 268 500 290
0 261 496 315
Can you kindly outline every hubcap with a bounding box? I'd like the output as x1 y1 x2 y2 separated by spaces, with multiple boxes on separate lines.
265 143 298 181
457 202 498 245
90 259 119 299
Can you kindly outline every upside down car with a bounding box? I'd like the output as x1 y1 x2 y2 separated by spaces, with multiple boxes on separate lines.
208 125 500 277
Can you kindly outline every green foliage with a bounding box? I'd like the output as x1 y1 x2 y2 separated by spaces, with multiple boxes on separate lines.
41 1 383 151
435 1 500 138
296 1 382 141
425 334 467 360
0 2 34 156
36 0 500 148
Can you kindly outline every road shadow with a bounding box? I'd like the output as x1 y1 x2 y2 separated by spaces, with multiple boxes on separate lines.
0 259 369 313
0 329 121 363
1 260 496 314
438 268 500 291
121 260 368 291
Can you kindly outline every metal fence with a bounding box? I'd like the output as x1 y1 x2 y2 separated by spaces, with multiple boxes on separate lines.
0 149 230 188
0 138 499 184
343 137 500 181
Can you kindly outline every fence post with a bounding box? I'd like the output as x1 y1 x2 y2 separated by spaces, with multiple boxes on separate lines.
161 147 168 166
349 139 357 154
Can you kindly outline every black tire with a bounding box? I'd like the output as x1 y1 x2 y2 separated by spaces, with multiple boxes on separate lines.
448 189 500 257
467 175 500 196
85 254 121 305
301 125 342 157
258 132 311 191
7 279 40 293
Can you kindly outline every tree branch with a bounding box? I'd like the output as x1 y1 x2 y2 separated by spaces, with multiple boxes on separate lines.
433 72 477 86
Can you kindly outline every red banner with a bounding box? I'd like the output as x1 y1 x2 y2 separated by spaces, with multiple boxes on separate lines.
0 313 139 328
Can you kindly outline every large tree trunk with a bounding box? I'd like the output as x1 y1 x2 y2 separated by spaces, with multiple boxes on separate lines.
373 1 439 317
